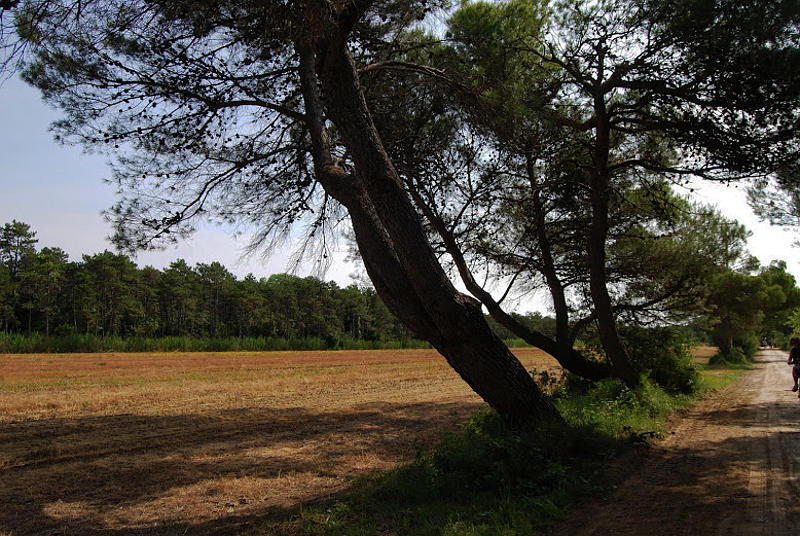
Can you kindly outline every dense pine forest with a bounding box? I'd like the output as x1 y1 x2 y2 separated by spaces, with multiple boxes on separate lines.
0 220 553 352
0 219 407 350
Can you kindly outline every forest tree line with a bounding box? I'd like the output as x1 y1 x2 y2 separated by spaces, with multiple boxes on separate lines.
0 219 559 351
4 217 800 363
0 219 414 347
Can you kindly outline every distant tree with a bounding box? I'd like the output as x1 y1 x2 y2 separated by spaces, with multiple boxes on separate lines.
755 262 800 346
706 271 768 359
81 251 142 336
703 261 799 360
158 259 204 336
339 284 372 340
0 220 38 331
196 262 236 337
133 265 161 336
0 264 13 332
233 274 267 338
25 247 68 336
60 259 98 335
0 219 37 281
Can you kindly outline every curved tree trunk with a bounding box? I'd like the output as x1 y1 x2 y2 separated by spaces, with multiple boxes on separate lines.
296 5 559 424
588 93 640 387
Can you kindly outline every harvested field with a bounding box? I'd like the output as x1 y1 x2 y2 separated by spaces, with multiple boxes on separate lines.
0 348 560 535
691 344 718 362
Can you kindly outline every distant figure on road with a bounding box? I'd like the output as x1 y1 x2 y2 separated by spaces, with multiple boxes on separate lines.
788 337 800 394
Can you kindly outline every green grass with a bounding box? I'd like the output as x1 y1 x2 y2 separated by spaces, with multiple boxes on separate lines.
695 360 751 391
0 332 433 353
289 410 615 536
256 363 746 536
554 378 689 440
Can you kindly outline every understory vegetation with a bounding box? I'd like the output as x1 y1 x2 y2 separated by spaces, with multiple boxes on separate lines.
0 332 432 353
287 363 739 536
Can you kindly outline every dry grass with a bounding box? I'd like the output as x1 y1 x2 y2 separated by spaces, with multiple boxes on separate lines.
0 345 715 535
691 344 718 363
0 347 559 535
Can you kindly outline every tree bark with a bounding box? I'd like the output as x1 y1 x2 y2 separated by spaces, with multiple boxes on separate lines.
587 82 640 387
297 4 559 423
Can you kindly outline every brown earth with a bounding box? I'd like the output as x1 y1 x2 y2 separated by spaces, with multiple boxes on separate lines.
0 347 559 535
555 349 800 536
4 345 791 536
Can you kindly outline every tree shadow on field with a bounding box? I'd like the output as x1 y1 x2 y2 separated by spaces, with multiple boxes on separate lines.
0 399 476 535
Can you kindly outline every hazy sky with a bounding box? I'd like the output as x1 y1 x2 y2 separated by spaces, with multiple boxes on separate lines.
2 74 799 304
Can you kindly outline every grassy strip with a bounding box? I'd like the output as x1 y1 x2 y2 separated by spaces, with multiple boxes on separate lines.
0 333 433 353
271 366 745 536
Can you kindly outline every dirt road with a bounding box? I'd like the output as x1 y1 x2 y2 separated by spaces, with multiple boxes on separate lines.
559 349 800 535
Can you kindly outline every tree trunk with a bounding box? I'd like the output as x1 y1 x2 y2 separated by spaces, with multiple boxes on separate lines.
348 201 557 422
587 168 639 385
525 157 612 380
587 186 639 386
586 85 640 387
714 335 732 357
298 8 559 424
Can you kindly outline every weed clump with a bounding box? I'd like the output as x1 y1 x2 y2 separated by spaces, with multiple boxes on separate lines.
554 376 687 440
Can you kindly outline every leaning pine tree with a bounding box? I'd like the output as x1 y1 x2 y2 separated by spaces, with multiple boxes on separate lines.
2 0 558 423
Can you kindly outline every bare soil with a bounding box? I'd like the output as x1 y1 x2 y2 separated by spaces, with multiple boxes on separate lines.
555 349 800 536
0 347 558 535
4 346 791 535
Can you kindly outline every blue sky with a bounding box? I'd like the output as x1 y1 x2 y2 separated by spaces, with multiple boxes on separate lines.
2 73 799 303
0 75 359 285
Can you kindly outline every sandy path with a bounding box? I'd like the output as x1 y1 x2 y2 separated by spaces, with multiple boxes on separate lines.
557 349 800 535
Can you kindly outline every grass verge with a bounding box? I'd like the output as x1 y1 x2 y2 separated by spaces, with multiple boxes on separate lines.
270 366 745 536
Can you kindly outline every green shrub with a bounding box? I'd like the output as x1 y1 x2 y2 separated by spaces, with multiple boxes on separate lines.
737 335 760 358
429 409 616 498
619 326 700 394
0 332 431 353
710 345 749 365
709 333 760 365
555 377 680 438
